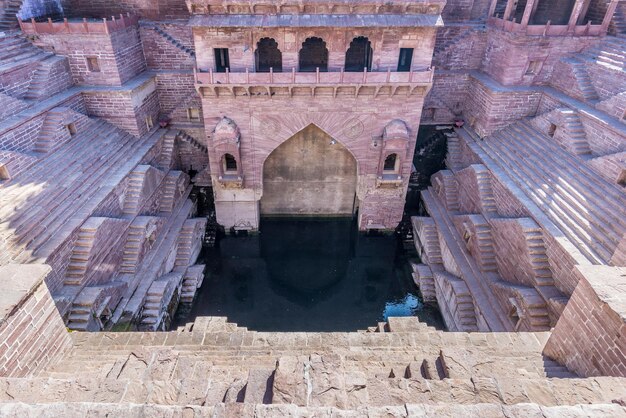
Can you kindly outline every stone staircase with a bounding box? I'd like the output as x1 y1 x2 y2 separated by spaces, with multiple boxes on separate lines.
468 122 626 265
0 118 163 266
445 131 463 170
122 170 145 215
0 32 50 70
22 56 64 100
410 262 437 303
564 58 600 102
32 108 67 153
473 216 498 272
150 25 195 58
557 108 592 156
157 131 176 170
174 218 206 269
63 225 97 286
178 130 207 152
0 0 22 31
583 36 626 72
119 222 146 274
139 272 184 331
159 171 181 212
180 264 205 304
524 227 555 287
6 316 614 412
474 165 498 215
435 271 480 332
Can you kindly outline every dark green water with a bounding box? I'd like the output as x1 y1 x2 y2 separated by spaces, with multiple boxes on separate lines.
177 217 444 332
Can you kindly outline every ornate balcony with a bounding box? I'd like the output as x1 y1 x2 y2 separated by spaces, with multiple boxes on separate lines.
195 68 434 98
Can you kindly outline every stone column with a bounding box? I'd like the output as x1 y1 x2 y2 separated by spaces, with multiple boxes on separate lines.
502 0 517 21
520 0 537 27
601 0 620 33
567 0 589 32
488 0 499 18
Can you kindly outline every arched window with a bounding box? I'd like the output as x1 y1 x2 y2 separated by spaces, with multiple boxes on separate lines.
345 36 373 72
299 37 328 72
255 38 282 73
223 153 238 173
383 153 398 172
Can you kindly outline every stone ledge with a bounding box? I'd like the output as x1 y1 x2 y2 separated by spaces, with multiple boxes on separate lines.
0 264 50 323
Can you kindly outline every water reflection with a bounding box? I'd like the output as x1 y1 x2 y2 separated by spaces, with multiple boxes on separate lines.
177 217 444 332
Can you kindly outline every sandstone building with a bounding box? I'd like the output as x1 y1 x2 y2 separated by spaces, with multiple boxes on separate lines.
0 0 625 415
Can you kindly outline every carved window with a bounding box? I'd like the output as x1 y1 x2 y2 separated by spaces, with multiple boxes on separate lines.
187 107 200 121
525 60 542 76
255 38 282 73
66 123 77 136
345 36 373 72
299 37 328 72
548 123 557 137
145 116 153 130
223 153 238 173
397 48 413 72
214 48 230 73
383 153 399 173
86 57 101 72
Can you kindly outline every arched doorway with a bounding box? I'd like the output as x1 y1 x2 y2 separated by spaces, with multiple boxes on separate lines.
345 36 373 72
255 38 282 72
261 124 357 216
299 37 328 72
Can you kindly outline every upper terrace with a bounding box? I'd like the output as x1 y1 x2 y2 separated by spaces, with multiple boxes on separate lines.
488 0 619 36
185 0 447 15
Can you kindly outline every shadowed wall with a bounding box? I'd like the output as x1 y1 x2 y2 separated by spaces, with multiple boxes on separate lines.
261 124 357 216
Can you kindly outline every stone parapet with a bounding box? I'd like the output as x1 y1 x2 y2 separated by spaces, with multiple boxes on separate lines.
18 14 139 35
186 0 446 15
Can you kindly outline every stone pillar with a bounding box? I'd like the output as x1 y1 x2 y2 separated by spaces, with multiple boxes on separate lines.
502 0 517 21
567 0 589 32
488 0 499 18
601 0 620 33
520 0 537 27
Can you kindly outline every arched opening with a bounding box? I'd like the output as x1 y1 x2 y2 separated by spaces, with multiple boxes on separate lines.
261 124 357 216
255 38 282 73
345 36 373 72
383 153 399 173
222 153 238 173
299 37 328 72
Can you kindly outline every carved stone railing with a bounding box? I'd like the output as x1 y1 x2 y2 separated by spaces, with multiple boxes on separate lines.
195 67 434 98
18 14 139 35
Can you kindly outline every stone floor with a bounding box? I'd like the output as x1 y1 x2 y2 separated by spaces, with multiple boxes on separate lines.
0 316 624 416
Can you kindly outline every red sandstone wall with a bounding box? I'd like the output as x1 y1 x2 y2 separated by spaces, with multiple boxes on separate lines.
141 24 195 70
432 26 487 71
481 30 599 86
0 94 86 154
544 265 626 377
0 267 72 377
110 26 147 84
463 75 541 137
82 79 160 137
61 0 189 19
155 73 198 122
34 26 145 86
0 61 39 98
580 112 626 155
424 73 470 125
